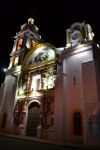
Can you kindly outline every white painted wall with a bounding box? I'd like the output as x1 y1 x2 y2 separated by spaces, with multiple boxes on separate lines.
0 75 17 128
53 45 99 143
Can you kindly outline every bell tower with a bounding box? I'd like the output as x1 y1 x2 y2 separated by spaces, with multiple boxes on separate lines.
66 22 94 48
8 18 41 70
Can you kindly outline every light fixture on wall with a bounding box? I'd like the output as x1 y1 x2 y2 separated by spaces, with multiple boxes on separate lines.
3 68 7 72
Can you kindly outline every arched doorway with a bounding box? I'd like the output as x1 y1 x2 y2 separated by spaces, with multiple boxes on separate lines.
26 101 41 137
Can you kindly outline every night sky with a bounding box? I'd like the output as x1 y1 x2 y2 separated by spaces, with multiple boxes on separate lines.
0 0 100 85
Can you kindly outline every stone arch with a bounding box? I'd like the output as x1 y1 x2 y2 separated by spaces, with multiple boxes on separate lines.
27 99 41 107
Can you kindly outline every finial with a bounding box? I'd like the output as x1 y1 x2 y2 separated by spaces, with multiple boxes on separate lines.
28 18 34 24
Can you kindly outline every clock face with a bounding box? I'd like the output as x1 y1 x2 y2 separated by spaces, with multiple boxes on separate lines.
71 30 81 40
71 30 82 46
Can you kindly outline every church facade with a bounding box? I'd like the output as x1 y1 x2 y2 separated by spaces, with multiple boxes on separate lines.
0 18 100 145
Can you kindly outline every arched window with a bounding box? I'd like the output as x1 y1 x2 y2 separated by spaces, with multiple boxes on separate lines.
31 39 36 48
73 112 82 135
16 38 23 50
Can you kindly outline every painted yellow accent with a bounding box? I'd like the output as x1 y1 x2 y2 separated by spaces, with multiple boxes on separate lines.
67 32 71 47
21 42 55 71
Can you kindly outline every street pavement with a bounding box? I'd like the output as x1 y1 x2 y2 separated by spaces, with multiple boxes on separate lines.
0 133 99 150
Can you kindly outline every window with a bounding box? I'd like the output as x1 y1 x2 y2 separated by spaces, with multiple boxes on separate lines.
31 39 36 48
73 112 82 135
31 75 41 91
16 38 23 50
37 78 41 90
26 38 36 49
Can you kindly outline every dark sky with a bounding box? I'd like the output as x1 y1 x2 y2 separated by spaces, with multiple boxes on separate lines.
0 0 100 85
